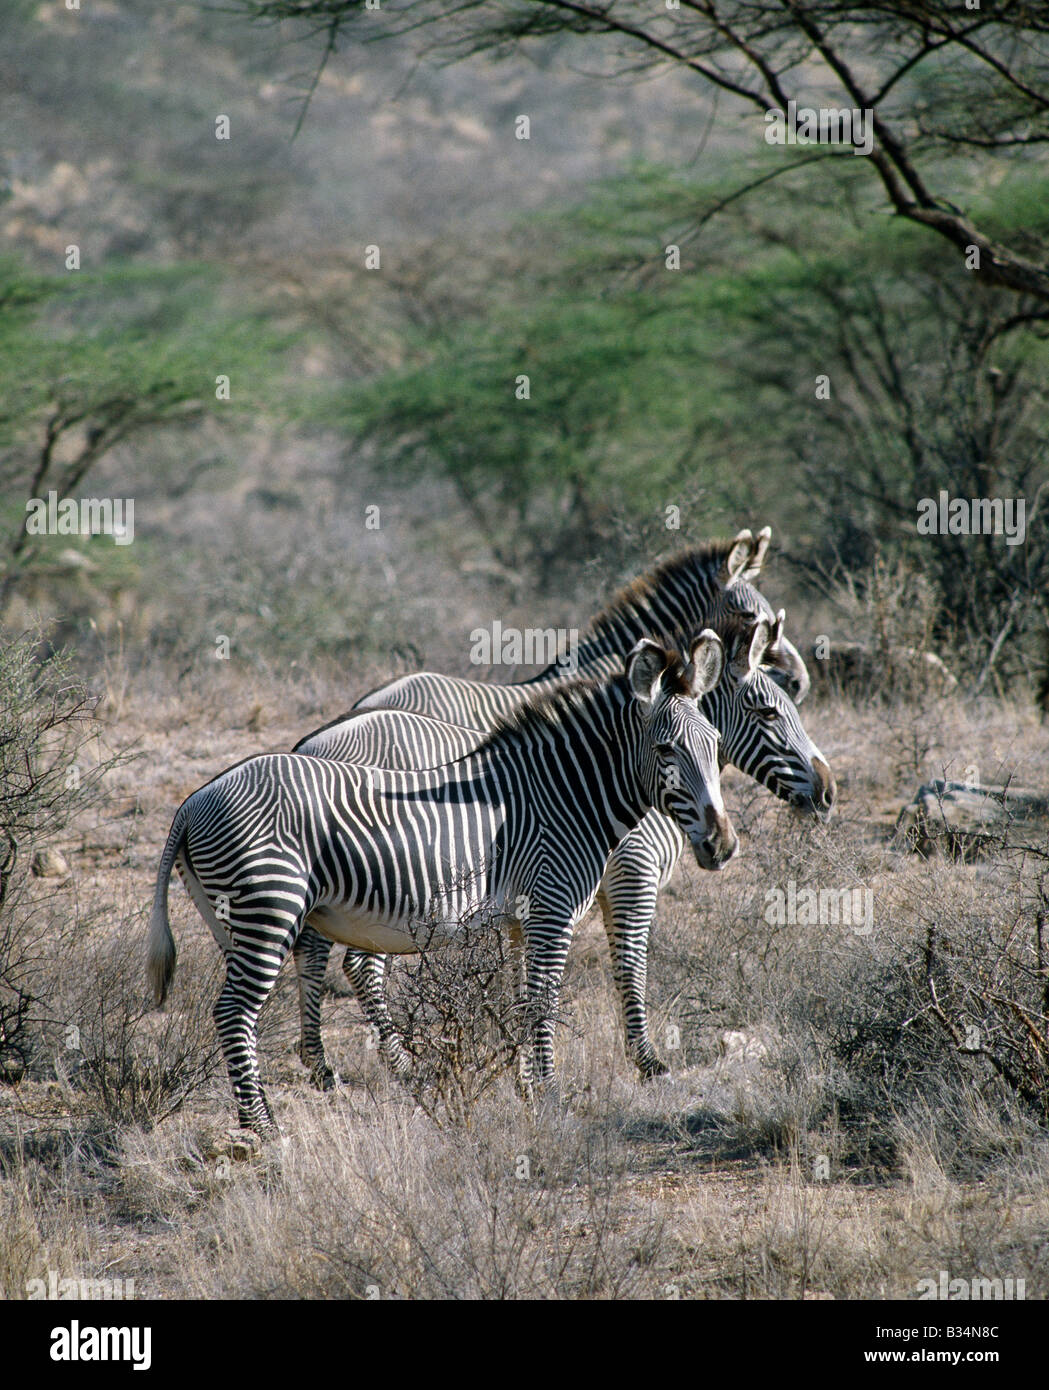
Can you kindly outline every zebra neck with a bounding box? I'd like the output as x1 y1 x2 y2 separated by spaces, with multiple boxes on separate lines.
531 565 716 682
479 679 651 842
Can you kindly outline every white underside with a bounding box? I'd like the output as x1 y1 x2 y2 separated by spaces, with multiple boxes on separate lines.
304 894 514 954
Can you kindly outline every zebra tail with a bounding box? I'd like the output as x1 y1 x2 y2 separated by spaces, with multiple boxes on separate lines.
148 801 188 1006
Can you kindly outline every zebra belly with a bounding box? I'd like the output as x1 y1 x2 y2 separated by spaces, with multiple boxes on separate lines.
304 906 431 953
305 887 513 954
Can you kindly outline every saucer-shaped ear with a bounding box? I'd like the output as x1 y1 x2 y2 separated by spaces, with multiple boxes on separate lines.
626 638 670 706
718 529 754 587
685 629 724 698
729 617 771 679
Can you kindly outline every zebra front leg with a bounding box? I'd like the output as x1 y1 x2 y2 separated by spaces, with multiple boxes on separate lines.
599 839 668 1080
293 923 337 1090
523 923 573 1086
342 950 413 1080
508 918 533 1099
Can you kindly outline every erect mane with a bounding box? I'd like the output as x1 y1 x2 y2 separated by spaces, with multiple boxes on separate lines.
476 648 701 756
584 540 746 647
476 678 609 755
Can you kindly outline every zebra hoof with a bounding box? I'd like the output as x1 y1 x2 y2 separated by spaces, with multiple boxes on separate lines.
298 1046 340 1091
233 1117 278 1144
384 1046 414 1082
532 1079 563 1115
637 1057 671 1081
205 1128 263 1163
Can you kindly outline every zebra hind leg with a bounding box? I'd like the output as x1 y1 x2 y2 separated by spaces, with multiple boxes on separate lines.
342 950 413 1081
213 948 290 1137
293 923 338 1090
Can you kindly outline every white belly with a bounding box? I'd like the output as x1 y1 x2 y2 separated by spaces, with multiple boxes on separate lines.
305 906 427 953
305 890 516 953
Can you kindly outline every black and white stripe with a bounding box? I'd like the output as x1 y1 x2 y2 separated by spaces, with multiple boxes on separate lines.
149 638 734 1133
295 612 832 1084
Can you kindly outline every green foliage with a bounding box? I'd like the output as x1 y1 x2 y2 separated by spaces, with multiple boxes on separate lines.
0 257 278 447
0 257 290 611
324 160 1048 684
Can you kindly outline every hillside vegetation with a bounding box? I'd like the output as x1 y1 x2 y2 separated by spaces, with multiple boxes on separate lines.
1 0 1048 1303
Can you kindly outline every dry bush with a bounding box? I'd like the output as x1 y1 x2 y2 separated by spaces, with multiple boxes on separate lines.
645 756 1049 1177
808 554 964 781
0 1175 48 1299
0 1122 112 1300
919 852 1049 1123
50 926 226 1131
154 1092 671 1300
388 918 531 1127
0 628 122 1075
828 554 941 672
10 882 245 1134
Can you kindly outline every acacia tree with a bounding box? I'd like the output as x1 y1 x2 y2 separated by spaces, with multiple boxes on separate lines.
716 192 1049 695
236 0 1049 301
0 261 280 615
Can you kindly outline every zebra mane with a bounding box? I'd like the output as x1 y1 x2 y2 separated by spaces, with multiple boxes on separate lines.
476 678 606 754
584 540 751 647
477 652 698 755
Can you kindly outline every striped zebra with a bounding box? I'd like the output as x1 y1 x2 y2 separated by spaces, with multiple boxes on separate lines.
149 636 735 1134
292 610 833 1088
356 528 811 720
289 531 829 1085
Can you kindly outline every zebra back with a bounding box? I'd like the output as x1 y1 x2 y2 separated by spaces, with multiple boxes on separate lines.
353 529 809 728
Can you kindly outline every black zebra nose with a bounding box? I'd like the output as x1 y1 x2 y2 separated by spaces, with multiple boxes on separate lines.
694 814 738 870
814 758 836 811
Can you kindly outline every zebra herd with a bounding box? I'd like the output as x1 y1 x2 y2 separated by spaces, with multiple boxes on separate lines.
148 527 835 1135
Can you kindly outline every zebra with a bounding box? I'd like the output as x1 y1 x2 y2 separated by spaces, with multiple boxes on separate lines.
292 610 833 1088
287 529 823 1083
355 528 811 720
148 636 736 1134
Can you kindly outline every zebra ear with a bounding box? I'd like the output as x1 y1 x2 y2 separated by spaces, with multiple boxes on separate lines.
626 639 669 705
742 526 772 580
719 529 754 587
767 607 786 651
685 630 724 698
729 617 771 678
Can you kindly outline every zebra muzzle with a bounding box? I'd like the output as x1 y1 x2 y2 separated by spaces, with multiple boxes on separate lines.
691 814 738 870
791 758 836 821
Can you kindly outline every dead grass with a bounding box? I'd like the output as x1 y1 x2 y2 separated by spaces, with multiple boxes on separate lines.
2 667 1048 1299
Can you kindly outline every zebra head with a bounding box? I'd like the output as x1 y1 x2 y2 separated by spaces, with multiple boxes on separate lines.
712 528 811 704
626 633 738 871
649 526 810 705
707 614 835 821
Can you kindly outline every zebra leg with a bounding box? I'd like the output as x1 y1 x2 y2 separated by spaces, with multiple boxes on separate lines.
523 924 573 1086
213 937 295 1137
292 923 337 1090
508 919 533 1099
342 949 413 1080
598 838 668 1080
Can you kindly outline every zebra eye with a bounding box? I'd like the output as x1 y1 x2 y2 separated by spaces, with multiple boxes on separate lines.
756 706 779 722
655 741 675 756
